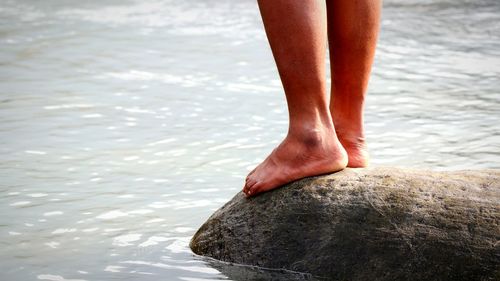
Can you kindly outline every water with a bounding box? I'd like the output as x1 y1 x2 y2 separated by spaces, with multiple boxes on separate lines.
1 0 499 280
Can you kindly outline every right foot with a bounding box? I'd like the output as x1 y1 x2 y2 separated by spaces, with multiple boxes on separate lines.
336 131 369 168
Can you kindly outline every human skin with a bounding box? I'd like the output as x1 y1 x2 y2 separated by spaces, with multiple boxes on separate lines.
327 0 381 167
243 0 381 197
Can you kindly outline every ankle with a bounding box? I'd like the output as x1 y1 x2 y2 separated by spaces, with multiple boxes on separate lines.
288 118 335 140
330 97 365 142
334 121 365 144
339 132 367 153
340 136 367 152
290 128 327 146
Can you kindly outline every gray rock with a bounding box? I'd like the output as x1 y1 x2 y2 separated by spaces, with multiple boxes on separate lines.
190 167 500 280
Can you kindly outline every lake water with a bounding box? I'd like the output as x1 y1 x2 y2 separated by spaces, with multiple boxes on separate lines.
1 0 499 280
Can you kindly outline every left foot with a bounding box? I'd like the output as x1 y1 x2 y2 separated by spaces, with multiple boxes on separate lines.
242 126 347 197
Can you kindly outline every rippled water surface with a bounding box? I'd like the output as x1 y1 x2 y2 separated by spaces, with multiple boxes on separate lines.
1 0 499 280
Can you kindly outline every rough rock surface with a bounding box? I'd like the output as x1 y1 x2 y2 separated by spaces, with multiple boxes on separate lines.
190 167 500 280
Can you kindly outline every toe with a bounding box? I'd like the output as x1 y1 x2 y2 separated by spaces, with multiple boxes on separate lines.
245 167 258 182
248 182 263 197
243 178 257 195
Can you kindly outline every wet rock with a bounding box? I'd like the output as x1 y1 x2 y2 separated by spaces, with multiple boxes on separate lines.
190 167 500 280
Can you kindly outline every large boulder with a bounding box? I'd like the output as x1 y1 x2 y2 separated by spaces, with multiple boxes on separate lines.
190 167 500 280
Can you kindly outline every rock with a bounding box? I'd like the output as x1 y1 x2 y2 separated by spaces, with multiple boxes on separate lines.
202 257 321 281
190 167 500 281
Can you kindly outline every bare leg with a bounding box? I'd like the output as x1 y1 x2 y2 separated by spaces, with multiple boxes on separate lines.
327 0 381 167
243 0 347 197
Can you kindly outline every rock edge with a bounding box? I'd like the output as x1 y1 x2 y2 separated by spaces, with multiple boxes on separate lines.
190 167 500 281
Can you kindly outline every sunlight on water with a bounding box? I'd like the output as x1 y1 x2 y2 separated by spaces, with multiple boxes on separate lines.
1 0 499 280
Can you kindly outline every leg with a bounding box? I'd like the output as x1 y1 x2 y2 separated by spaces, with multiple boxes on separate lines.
243 0 347 197
327 0 381 167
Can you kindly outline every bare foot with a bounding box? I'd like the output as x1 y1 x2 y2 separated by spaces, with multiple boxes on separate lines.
243 127 347 197
336 131 369 168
